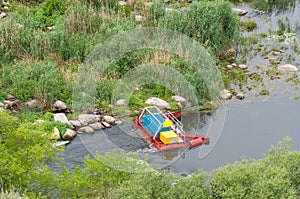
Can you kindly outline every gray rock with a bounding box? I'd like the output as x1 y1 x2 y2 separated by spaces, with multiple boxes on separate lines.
226 65 233 70
69 120 81 128
78 114 97 124
232 8 248 16
103 115 116 124
63 129 77 139
54 100 67 110
53 113 70 124
116 99 127 106
25 99 41 108
145 97 171 109
102 121 111 128
220 89 232 100
89 122 104 130
277 64 298 72
78 126 94 134
115 120 123 125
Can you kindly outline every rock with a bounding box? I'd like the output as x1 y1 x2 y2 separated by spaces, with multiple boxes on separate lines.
145 97 171 109
238 64 248 69
134 110 140 115
0 12 8 19
102 121 111 128
172 95 188 107
118 1 126 6
135 15 143 22
7 94 15 101
69 120 81 128
78 126 94 134
236 93 245 100
220 89 232 100
277 64 298 72
0 102 3 107
232 8 248 16
46 26 55 31
231 63 237 67
51 127 61 140
116 99 127 106
53 113 70 124
103 115 116 124
25 99 41 108
89 122 104 130
226 64 233 70
78 114 97 125
54 100 67 111
63 129 77 139
115 120 123 125
164 0 170 3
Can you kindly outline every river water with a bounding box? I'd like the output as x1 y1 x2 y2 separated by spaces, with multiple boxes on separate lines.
57 2 300 174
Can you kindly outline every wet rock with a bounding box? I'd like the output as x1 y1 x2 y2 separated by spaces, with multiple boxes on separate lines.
238 64 248 70
145 97 171 109
51 127 61 140
0 12 8 19
232 8 248 16
103 115 116 124
53 113 70 124
277 64 298 72
236 93 245 100
116 99 127 106
220 89 232 100
118 1 126 6
63 129 77 139
102 121 111 128
54 100 67 111
78 114 97 125
89 122 104 130
78 126 94 134
69 120 81 128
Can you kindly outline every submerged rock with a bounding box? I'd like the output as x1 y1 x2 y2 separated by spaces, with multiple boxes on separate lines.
277 64 298 72
145 97 171 109
220 89 232 100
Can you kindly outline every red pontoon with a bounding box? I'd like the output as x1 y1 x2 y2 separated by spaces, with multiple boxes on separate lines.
134 106 209 151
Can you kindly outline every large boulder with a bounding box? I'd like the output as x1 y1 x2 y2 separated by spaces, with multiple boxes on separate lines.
277 64 298 72
145 97 171 109
78 114 97 125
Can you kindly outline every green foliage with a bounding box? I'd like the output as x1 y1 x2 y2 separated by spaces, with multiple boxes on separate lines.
240 20 257 31
31 0 66 27
0 110 56 190
250 0 298 13
158 1 239 55
1 59 72 104
42 112 72 136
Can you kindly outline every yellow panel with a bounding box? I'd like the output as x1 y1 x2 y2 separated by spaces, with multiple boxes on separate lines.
163 120 172 128
160 130 178 144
